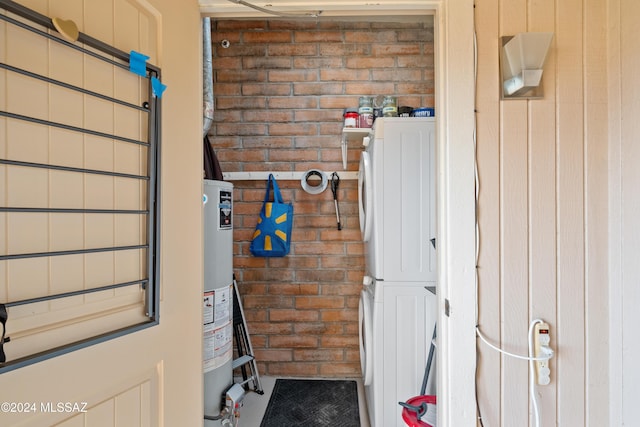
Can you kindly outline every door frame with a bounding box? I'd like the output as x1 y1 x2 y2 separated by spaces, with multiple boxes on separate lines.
429 1 477 425
202 2 478 425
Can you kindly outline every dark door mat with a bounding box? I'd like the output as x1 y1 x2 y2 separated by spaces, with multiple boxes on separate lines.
260 379 361 427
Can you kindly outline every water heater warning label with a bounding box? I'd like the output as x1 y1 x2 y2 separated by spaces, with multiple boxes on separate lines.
219 190 232 229
202 286 234 373
203 286 232 327
203 321 232 373
203 292 214 325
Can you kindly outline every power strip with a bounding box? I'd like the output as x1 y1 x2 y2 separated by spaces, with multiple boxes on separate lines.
533 322 552 385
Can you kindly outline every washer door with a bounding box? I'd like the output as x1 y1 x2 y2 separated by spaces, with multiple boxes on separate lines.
358 151 373 242
359 289 373 386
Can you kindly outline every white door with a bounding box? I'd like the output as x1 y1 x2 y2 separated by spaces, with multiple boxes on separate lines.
379 118 437 283
0 0 204 425
382 283 437 427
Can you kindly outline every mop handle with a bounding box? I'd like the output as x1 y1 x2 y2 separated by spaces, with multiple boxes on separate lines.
420 322 437 396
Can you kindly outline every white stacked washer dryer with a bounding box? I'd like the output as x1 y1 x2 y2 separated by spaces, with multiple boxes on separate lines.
358 117 438 427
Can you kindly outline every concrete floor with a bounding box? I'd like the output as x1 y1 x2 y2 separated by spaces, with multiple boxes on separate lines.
237 376 371 427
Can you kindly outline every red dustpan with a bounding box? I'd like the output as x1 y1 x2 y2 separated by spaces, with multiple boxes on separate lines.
401 395 437 427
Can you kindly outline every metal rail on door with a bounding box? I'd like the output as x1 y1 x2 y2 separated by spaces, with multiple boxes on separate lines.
0 0 162 373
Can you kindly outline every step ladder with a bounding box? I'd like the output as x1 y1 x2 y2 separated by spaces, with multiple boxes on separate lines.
232 277 264 394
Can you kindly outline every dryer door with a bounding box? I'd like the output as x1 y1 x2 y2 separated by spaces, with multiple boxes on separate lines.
359 289 373 386
358 151 373 242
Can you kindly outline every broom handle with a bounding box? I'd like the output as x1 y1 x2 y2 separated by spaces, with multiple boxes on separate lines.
420 322 437 396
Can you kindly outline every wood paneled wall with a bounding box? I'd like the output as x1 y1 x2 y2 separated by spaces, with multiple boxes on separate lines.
609 0 640 425
474 0 609 425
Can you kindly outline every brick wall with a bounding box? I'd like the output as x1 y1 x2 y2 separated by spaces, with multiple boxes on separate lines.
208 18 434 378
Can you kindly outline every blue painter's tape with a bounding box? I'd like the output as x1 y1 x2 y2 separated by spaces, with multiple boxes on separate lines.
151 77 167 98
129 50 150 76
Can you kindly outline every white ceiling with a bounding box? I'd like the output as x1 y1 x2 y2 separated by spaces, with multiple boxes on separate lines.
199 0 435 18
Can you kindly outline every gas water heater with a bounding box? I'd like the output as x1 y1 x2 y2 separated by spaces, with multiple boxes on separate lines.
203 180 239 426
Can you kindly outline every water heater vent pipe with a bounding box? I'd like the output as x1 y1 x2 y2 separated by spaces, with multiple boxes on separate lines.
203 17 214 138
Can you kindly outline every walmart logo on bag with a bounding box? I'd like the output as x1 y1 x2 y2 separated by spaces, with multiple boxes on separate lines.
252 202 289 251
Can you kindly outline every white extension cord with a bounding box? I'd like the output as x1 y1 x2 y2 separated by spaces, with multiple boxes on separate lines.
528 320 542 427
476 320 554 427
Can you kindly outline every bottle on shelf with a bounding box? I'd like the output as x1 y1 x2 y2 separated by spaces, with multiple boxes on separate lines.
382 96 398 117
358 96 374 128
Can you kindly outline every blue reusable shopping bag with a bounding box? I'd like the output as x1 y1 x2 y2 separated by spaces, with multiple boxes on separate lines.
250 174 294 257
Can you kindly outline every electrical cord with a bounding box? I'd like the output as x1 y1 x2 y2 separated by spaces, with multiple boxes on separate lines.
476 319 554 427
472 3 485 426
477 319 553 427
476 326 553 362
